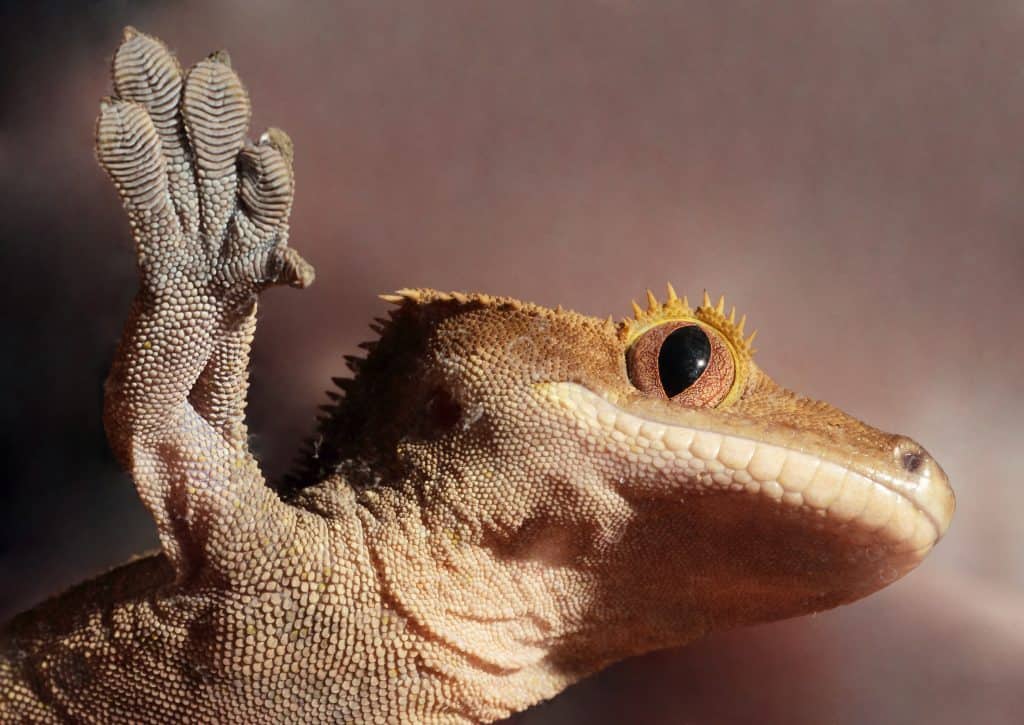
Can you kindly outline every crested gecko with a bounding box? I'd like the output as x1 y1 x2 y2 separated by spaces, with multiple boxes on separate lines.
0 29 954 724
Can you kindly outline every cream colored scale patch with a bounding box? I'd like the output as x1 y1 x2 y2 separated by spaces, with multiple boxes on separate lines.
539 382 943 554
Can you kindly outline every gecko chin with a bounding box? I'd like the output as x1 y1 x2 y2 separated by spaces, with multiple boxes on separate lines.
539 381 954 619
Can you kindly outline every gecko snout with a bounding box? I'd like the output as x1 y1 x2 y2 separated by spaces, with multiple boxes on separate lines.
892 436 955 541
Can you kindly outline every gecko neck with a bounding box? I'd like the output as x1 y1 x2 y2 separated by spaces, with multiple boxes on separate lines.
337 477 709 721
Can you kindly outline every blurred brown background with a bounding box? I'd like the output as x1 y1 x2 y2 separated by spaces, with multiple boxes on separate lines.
1 1 1021 723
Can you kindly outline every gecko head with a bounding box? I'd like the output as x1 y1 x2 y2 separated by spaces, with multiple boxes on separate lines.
307 287 954 644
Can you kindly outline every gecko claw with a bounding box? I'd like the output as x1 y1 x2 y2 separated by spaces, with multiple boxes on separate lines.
208 49 232 67
260 127 294 165
273 246 315 289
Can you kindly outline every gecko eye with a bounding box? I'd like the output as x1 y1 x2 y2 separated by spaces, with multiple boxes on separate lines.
627 322 736 407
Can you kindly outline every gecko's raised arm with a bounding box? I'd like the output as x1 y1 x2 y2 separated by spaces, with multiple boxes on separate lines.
97 28 313 580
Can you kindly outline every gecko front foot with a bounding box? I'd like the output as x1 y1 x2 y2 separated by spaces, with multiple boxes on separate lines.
96 27 313 318
95 28 316 579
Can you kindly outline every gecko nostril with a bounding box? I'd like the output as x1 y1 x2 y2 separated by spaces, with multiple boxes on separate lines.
893 437 929 475
892 436 933 475
902 451 924 473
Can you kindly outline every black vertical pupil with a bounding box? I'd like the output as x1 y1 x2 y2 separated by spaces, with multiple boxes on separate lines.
658 326 711 397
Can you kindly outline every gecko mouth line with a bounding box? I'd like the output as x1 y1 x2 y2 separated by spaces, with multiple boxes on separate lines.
540 382 954 554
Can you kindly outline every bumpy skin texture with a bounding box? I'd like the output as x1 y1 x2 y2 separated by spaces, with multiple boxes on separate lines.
0 30 955 724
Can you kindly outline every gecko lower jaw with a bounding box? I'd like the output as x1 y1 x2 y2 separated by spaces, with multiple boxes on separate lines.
540 382 955 555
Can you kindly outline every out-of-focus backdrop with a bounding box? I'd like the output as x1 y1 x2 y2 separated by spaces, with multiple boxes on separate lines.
1 1 1021 722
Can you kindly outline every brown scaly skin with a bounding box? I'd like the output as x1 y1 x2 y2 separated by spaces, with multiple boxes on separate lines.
0 30 954 723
